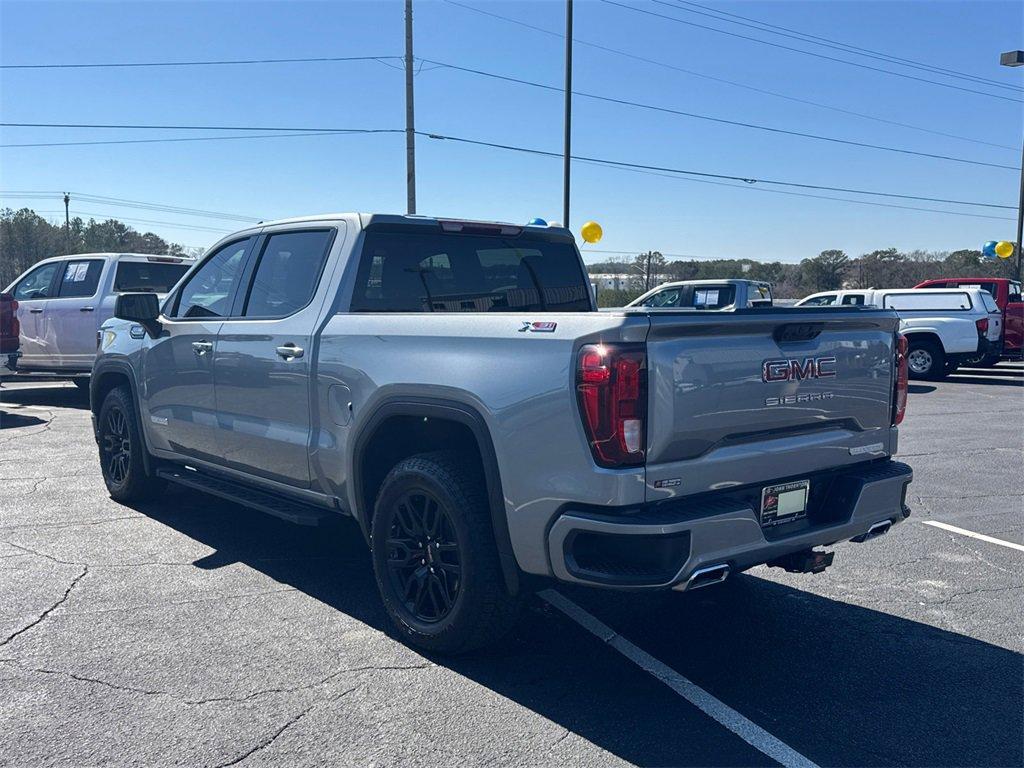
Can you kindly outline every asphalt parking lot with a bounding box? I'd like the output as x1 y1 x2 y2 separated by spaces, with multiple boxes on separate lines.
1 363 1021 768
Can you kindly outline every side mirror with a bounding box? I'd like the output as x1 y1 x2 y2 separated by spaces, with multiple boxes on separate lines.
114 292 162 337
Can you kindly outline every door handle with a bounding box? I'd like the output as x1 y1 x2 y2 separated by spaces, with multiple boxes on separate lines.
275 344 304 360
80 306 95 312
191 340 214 356
29 308 44 314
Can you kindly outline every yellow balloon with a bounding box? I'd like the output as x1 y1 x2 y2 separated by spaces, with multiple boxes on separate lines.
995 240 1014 258
581 221 603 244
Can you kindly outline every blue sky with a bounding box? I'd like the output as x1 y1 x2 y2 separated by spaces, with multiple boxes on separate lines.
1 0 1021 263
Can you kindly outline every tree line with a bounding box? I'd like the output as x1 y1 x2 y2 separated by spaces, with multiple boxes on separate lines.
1 207 191 288
588 247 1017 307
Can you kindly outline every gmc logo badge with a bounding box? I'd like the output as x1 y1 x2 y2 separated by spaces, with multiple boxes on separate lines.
762 356 837 383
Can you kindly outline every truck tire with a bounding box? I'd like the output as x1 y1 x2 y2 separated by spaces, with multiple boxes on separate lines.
961 351 1001 368
907 338 947 380
97 385 165 503
370 450 519 654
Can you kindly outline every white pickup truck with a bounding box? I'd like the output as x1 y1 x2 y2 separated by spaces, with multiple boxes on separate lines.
3 252 194 384
797 287 1002 379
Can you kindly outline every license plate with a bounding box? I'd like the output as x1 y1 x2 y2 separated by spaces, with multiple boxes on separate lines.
761 480 810 527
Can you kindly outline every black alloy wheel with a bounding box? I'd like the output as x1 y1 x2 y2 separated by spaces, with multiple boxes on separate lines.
101 405 132 486
384 491 462 623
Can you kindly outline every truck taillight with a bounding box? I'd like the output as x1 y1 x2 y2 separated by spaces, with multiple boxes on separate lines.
976 317 989 335
893 334 909 426
576 343 647 468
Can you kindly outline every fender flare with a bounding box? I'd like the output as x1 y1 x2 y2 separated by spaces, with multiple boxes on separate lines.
350 396 520 594
90 358 154 476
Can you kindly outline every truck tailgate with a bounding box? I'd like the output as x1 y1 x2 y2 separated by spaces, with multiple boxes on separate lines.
641 308 900 501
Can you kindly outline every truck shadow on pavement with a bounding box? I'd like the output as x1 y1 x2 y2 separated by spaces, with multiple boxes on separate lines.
128 486 1023 768
0 384 91 409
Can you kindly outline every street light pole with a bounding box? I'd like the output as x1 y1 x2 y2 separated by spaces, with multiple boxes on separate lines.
562 0 573 228
999 50 1023 282
63 192 70 253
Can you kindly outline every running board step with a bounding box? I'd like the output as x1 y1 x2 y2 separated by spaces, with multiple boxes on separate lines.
157 467 333 526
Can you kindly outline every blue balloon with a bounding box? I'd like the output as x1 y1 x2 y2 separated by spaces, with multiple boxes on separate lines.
528 217 548 227
982 240 998 258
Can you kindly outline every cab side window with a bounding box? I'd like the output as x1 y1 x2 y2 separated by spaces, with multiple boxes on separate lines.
173 239 250 319
56 260 103 298
803 294 837 306
14 262 60 300
841 294 865 306
691 286 735 309
243 230 334 318
642 288 681 308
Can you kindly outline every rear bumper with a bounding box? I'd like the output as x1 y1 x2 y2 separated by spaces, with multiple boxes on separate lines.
546 460 913 589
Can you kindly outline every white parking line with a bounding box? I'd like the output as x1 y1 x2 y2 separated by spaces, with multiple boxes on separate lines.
920 520 1024 553
539 589 820 768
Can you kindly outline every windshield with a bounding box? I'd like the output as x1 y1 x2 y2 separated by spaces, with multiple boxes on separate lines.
114 261 191 293
351 230 591 312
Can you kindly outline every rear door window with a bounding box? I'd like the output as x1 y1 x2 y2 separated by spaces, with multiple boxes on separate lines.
14 262 60 300
690 286 735 309
56 259 104 298
114 261 191 293
243 230 334 317
841 294 865 306
351 230 590 312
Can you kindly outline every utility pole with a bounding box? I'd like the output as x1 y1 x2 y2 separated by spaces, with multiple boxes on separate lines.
645 250 653 291
999 50 1023 282
404 0 417 215
63 192 70 253
1015 138 1023 282
562 0 573 228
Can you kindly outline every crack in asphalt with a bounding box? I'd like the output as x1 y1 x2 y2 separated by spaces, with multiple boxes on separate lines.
0 566 88 648
9 661 430 709
212 685 360 767
0 514 143 532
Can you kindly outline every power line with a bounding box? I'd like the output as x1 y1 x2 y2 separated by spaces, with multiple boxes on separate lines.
0 121 401 134
440 0 1016 151
420 58 1020 171
0 55 402 70
1 191 260 222
571 157 1014 221
661 0 1022 92
420 131 1017 210
600 0 1022 104
0 130 395 150
1 125 1013 211
32 209 231 233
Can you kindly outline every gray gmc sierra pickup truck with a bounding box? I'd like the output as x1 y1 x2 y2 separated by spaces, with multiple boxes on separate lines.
92 213 913 653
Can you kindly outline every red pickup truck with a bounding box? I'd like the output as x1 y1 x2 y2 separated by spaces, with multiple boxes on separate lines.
914 277 1023 365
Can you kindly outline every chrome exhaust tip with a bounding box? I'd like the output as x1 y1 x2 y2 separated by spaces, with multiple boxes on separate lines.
852 519 892 543
686 563 730 591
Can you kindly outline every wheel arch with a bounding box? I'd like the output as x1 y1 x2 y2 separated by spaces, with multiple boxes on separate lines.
351 397 520 594
91 359 153 475
902 330 945 353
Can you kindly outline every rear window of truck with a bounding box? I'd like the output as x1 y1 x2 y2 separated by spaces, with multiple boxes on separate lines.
114 261 191 293
883 292 972 311
350 230 591 312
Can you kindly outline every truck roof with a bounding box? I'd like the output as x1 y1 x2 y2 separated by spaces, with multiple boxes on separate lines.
245 212 573 238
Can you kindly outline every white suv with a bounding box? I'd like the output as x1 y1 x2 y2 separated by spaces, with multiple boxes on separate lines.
797 288 1002 379
4 253 194 381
